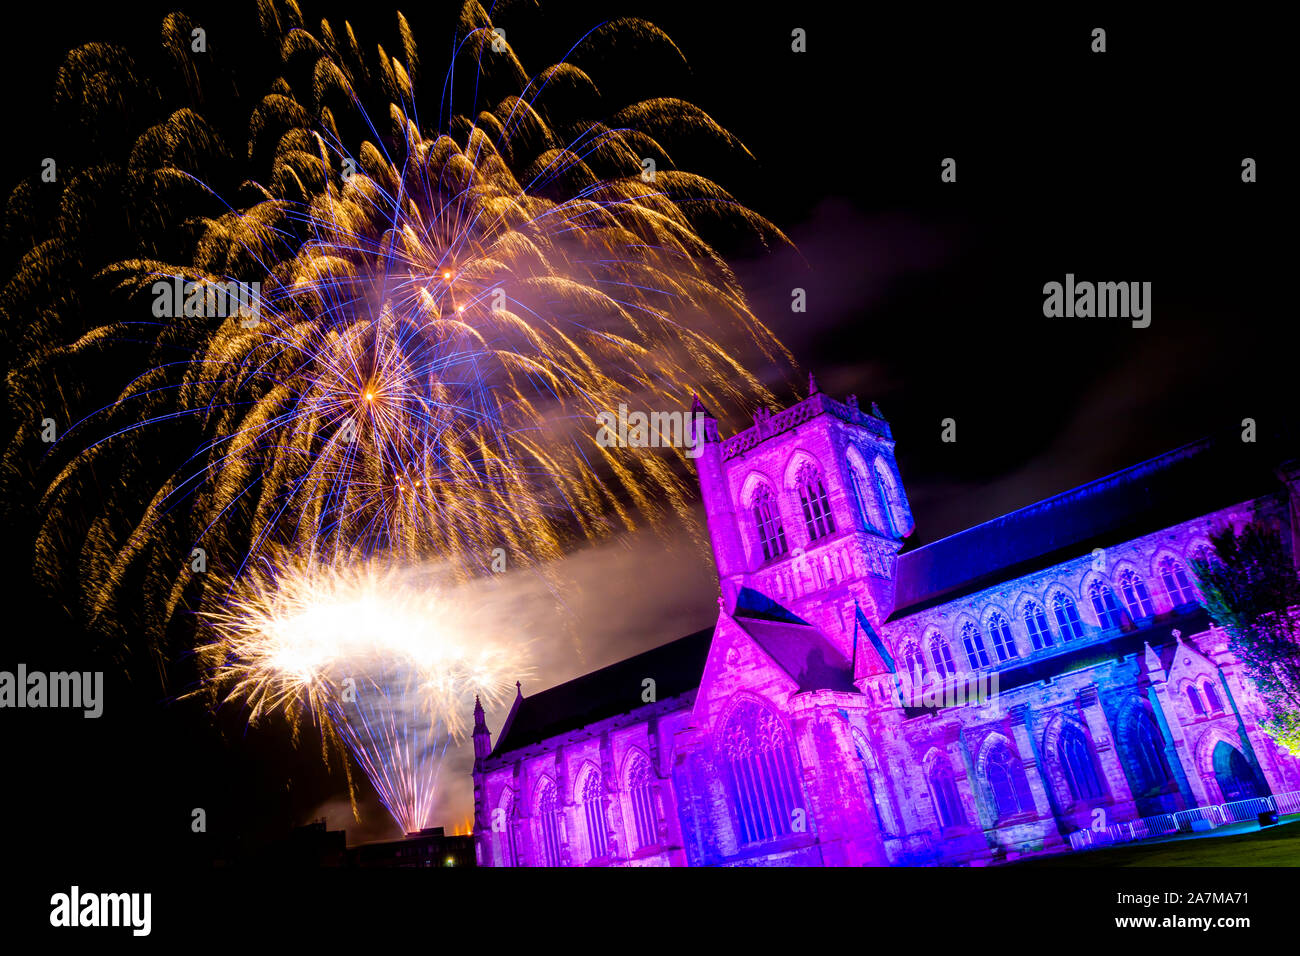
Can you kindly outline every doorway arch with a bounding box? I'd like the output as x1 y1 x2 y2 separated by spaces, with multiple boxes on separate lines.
1212 741 1265 802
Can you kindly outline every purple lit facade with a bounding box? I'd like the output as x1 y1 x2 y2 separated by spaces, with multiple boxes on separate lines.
472 386 1300 865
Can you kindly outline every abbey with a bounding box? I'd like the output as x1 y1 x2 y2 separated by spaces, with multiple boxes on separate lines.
471 382 1300 866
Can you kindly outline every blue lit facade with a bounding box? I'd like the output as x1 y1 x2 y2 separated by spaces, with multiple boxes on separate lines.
472 388 1300 865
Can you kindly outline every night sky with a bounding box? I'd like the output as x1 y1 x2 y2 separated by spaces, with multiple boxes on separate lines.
0 2 1289 869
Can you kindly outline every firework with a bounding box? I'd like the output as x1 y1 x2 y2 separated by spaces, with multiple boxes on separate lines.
4 0 794 827
201 558 523 832
5 1 792 654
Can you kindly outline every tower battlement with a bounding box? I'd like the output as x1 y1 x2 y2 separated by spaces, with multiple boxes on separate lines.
720 390 892 461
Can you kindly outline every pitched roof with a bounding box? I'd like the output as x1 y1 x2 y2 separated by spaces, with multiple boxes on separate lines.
889 434 1283 620
733 616 858 693
489 626 713 758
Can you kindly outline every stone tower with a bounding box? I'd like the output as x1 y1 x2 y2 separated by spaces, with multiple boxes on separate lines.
692 379 914 661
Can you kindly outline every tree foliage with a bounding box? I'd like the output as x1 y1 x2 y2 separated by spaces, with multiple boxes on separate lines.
1191 521 1300 754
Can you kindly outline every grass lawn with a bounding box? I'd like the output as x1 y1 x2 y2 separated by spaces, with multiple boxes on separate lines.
1017 815 1300 867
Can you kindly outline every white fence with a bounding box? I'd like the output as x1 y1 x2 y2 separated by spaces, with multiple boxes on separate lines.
1068 789 1300 851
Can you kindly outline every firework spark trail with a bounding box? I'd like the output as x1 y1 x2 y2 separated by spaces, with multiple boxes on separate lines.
325 674 445 834
200 558 523 831
5 1 796 828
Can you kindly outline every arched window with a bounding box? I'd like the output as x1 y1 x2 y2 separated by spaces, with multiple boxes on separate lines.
627 755 658 851
1186 685 1206 716
927 758 965 829
903 643 926 682
961 622 991 669
1089 580 1125 630
988 613 1018 662
984 741 1035 820
1058 724 1105 801
796 463 836 542
929 635 957 677
497 789 518 867
581 769 608 861
847 461 876 533
751 485 788 562
1214 742 1264 802
1118 570 1155 620
1127 711 1174 796
854 734 897 837
872 462 899 538
1023 601 1054 650
1203 681 1224 714
1159 557 1198 606
536 780 563 867
720 700 804 846
1052 592 1085 641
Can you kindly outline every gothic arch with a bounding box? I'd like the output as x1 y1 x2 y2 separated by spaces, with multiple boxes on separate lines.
715 691 794 749
785 450 837 543
975 731 1036 822
1079 568 1114 600
574 760 609 862
716 693 805 847
921 746 966 830
1108 557 1143 580
1115 698 1177 798
623 748 660 852
981 605 1020 662
532 774 564 867
1010 589 1046 618
495 786 519 867
1040 711 1106 806
846 443 888 532
955 614 990 669
1153 549 1201 606
1176 676 1209 721
871 454 909 536
898 638 926 680
980 604 1014 631
1046 583 1078 606
781 447 824 491
1201 677 1226 714
532 773 557 809
620 745 653 783
923 627 952 671
1047 586 1085 640
1185 537 1214 563
1082 572 1126 629
1149 546 1188 582
1071 564 1112 595
952 612 981 641
851 727 899 837
574 759 603 802
921 745 949 771
974 730 1021 774
1192 725 1244 779
739 470 778 508
851 728 878 770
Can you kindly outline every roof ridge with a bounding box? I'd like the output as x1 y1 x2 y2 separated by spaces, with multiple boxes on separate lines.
905 435 1216 558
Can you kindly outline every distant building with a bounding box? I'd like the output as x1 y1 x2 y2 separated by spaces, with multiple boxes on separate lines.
245 819 347 868
472 385 1300 865
346 827 475 868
